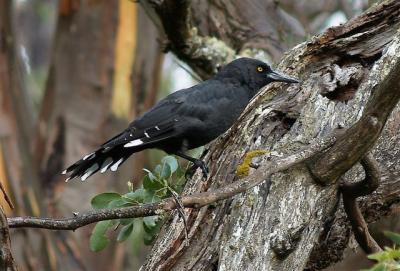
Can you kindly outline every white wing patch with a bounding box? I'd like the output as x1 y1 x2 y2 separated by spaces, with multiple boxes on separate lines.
124 139 143 148
100 157 113 173
111 158 124 172
81 163 99 181
83 152 95 161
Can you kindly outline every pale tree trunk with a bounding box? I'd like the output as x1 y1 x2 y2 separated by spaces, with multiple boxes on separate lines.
141 1 400 270
128 5 164 186
30 1 120 270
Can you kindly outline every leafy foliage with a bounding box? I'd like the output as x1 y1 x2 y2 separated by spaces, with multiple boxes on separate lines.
365 231 400 271
89 155 186 252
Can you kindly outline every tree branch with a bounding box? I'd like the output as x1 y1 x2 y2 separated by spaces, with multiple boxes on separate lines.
340 153 382 254
7 136 336 231
0 179 13 210
141 0 236 79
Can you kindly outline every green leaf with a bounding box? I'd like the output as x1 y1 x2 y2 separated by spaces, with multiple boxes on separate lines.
130 219 145 254
143 169 157 181
90 221 111 252
117 223 134 242
367 263 386 271
384 231 400 245
385 247 400 259
175 166 186 181
143 216 158 228
154 165 162 176
368 251 390 262
161 156 178 173
91 192 121 209
123 188 155 204
143 174 164 191
119 218 134 226
160 163 171 179
143 231 156 245
108 198 129 208
90 235 109 252
154 163 171 179
143 216 162 236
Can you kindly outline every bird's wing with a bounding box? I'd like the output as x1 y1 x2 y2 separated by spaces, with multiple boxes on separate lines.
62 81 225 181
62 97 185 181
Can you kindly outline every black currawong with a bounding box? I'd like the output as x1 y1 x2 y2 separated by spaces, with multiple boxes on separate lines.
63 58 299 182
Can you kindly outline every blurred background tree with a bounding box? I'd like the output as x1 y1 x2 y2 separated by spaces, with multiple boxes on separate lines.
2 0 397 270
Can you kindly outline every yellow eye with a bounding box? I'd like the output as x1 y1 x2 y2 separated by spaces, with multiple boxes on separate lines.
257 66 264 72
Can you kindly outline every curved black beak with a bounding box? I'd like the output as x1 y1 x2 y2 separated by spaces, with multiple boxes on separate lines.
267 70 300 84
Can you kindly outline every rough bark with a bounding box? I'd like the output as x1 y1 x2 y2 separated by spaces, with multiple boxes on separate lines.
142 1 400 270
190 0 305 61
142 0 304 79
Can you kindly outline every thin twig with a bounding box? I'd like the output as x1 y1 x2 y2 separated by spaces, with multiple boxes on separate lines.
0 179 14 210
340 153 382 254
7 136 336 231
170 189 189 243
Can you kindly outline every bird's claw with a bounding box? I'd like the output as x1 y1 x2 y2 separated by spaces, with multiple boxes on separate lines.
194 160 209 179
185 159 209 180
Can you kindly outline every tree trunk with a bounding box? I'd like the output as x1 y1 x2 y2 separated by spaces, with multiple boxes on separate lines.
1 1 61 270
142 1 400 270
32 1 121 270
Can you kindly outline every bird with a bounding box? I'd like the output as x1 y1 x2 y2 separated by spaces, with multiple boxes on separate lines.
62 57 299 182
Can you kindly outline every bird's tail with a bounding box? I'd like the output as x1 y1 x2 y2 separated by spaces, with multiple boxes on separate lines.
63 119 178 181
62 144 139 182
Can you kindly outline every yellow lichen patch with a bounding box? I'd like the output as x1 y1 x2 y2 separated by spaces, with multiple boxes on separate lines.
236 150 268 178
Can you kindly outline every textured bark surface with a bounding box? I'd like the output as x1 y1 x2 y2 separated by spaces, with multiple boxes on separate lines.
142 1 400 270
191 0 305 61
143 0 304 79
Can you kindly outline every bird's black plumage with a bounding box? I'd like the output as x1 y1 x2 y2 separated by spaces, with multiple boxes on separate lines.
63 58 299 181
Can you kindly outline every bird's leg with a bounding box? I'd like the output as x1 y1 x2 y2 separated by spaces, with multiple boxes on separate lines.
175 151 209 179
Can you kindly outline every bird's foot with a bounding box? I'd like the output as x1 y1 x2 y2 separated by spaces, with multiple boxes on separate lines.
185 159 209 180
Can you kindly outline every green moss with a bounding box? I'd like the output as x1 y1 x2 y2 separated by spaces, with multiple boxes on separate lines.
236 150 268 178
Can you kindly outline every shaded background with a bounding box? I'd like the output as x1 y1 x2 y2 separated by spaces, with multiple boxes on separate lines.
1 0 397 270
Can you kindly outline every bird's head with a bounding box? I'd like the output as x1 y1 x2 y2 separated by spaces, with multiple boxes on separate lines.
216 57 299 96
